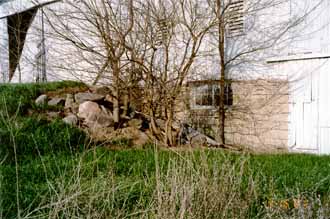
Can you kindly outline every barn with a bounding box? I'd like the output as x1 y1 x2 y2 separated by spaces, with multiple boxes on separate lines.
1 0 330 153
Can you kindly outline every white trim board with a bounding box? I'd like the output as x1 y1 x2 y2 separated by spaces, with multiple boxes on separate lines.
267 53 330 63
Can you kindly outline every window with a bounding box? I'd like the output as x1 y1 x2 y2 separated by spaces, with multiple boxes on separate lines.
227 0 244 37
191 83 233 109
195 85 213 106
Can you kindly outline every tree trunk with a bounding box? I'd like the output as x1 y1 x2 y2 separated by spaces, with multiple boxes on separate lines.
113 61 120 128
123 51 136 117
150 110 162 142
218 69 226 145
217 0 226 145
122 91 129 117
164 103 175 146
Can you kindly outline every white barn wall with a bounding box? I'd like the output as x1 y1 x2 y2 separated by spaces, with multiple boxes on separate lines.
266 0 330 154
10 7 92 83
0 0 99 84
288 0 330 55
1 0 319 83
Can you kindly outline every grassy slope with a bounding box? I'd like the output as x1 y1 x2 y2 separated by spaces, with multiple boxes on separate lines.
0 81 88 164
1 82 330 218
0 81 86 115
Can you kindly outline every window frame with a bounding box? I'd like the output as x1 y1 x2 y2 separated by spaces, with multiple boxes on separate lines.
190 82 233 110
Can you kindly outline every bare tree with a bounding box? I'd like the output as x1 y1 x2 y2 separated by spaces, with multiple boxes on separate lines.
46 0 135 127
126 0 215 146
46 0 214 145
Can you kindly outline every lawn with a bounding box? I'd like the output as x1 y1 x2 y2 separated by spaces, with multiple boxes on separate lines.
1 82 330 218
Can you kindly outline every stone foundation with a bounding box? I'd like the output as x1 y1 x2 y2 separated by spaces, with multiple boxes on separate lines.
184 79 289 151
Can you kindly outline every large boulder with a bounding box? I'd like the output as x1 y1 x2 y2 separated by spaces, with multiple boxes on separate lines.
188 132 207 147
179 124 221 147
78 101 102 119
63 114 78 126
48 97 65 106
78 101 114 128
86 113 114 128
35 94 48 106
64 94 75 109
75 92 104 104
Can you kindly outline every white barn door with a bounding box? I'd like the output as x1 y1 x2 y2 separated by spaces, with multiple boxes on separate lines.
280 59 321 153
287 59 330 154
318 60 330 154
291 69 319 152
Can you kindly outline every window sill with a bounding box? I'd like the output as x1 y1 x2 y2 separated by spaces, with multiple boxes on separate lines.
190 105 217 110
190 105 233 111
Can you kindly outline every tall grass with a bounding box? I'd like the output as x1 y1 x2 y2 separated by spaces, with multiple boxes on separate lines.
2 135 330 218
1 148 328 219
0 81 88 218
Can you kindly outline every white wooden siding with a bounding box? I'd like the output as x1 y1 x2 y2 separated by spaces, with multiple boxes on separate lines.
273 58 330 154
289 0 330 55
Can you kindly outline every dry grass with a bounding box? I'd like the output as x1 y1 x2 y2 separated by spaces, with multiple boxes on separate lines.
0 149 325 219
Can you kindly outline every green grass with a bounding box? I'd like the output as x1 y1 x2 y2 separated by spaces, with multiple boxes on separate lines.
0 81 88 164
0 117 87 164
2 149 330 218
250 154 330 195
1 82 330 218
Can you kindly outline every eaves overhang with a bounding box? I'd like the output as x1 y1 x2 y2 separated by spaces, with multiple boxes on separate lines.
0 0 60 19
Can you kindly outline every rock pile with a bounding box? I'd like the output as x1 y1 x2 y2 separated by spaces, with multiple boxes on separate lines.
35 87 151 146
35 86 223 148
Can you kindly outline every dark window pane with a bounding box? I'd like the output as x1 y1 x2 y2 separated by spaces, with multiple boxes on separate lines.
193 83 233 107
196 94 203 105
214 87 220 106
225 83 233 106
